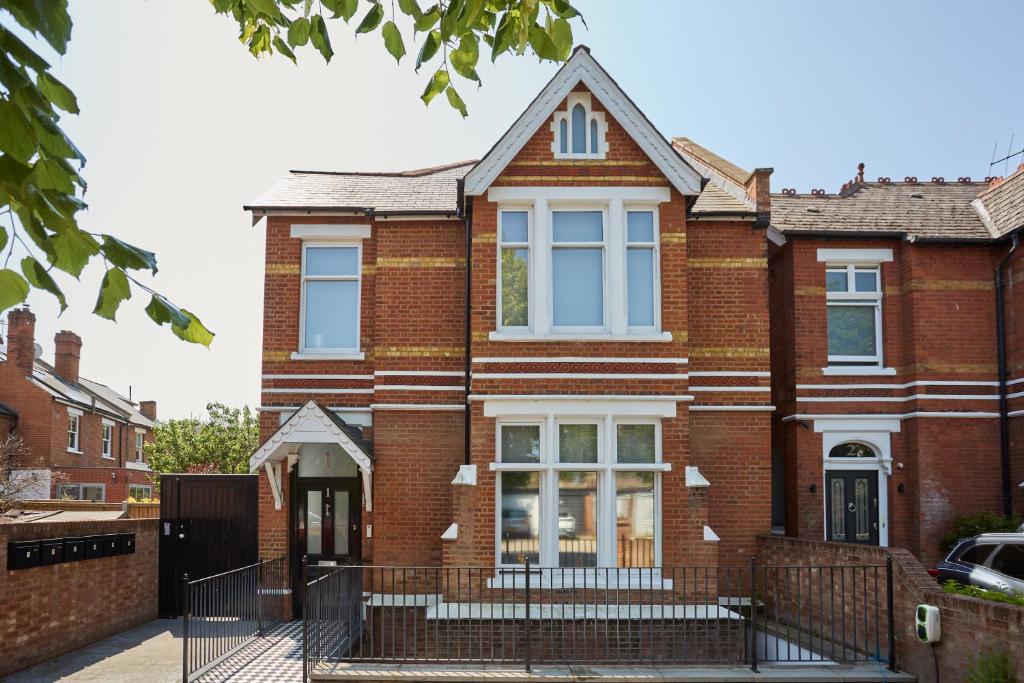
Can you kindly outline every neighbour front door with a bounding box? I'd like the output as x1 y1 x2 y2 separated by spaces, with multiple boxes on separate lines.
294 479 360 617
825 470 879 545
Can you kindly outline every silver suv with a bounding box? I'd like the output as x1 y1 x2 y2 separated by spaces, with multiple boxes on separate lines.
932 533 1024 595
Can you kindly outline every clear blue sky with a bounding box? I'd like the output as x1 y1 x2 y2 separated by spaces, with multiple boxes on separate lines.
10 0 1024 418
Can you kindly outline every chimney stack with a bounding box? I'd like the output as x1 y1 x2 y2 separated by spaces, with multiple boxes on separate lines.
54 330 82 384
139 401 157 421
856 162 865 184
7 308 37 376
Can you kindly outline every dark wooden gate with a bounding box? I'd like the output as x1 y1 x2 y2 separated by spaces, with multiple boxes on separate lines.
158 474 258 617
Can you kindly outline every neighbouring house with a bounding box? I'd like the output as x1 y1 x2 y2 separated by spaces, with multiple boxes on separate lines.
769 165 1024 564
247 47 772 611
0 307 158 503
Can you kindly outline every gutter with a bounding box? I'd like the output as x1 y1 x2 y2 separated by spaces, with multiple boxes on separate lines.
995 233 1020 518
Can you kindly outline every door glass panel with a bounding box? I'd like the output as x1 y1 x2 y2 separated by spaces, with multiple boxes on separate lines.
558 472 597 568
855 477 870 541
830 478 846 540
306 490 322 555
334 490 350 556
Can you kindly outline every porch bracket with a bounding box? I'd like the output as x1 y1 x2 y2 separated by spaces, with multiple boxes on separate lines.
265 461 283 511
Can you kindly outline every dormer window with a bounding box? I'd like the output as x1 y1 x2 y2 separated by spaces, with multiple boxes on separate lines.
552 92 606 160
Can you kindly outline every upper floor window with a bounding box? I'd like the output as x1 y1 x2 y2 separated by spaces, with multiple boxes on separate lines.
826 264 882 366
102 421 113 458
500 211 530 328
135 430 145 462
626 211 657 328
551 92 606 160
67 411 81 452
552 210 605 329
301 244 361 353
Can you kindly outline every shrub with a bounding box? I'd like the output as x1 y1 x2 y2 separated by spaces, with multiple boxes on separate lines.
965 647 1016 683
942 580 1024 607
942 511 1021 551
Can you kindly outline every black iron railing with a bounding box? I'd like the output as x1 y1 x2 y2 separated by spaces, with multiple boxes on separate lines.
302 557 896 677
182 556 287 682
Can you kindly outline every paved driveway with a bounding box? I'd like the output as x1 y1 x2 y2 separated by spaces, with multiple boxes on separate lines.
5 620 302 683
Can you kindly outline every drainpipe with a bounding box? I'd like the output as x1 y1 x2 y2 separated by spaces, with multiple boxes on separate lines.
462 191 473 467
995 234 1019 518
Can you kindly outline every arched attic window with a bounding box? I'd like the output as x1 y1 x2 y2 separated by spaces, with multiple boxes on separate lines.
551 92 606 160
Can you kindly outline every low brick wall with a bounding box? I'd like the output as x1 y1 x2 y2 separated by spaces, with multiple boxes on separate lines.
0 518 159 677
759 535 1024 681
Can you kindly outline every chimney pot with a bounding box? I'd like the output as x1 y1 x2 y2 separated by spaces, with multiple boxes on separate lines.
856 163 865 184
139 400 157 421
54 330 82 384
6 308 36 376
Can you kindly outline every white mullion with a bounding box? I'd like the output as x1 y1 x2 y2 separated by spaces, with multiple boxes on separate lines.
608 200 626 335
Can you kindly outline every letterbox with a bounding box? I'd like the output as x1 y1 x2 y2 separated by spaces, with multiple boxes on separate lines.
84 536 105 559
7 541 40 570
103 534 121 556
64 538 85 562
118 534 135 554
39 539 64 566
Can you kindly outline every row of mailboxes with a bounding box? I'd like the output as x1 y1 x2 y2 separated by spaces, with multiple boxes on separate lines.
7 533 135 571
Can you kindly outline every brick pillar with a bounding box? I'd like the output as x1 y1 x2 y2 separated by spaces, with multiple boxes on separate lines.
139 401 157 421
54 331 82 383
6 308 36 376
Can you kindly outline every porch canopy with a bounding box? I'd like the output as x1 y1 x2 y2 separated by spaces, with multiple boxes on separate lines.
249 400 373 511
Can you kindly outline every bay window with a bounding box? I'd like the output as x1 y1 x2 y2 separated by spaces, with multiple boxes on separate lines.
499 211 530 328
626 210 657 328
496 416 663 569
826 264 882 365
551 211 605 329
300 244 361 353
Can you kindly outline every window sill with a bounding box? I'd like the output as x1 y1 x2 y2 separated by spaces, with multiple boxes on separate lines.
821 366 896 376
101 455 113 460
126 461 150 471
291 351 366 361
489 331 673 343
67 448 82 454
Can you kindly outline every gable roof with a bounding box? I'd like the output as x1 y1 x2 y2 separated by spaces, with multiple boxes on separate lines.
244 161 474 215
973 166 1024 238
464 47 704 197
672 137 756 215
771 180 994 241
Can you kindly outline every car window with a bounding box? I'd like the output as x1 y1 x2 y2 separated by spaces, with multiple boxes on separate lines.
957 544 995 566
989 544 1024 580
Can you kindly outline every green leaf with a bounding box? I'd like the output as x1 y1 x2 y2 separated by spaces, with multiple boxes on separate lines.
439 0 465 41
450 34 480 81
4 0 73 55
416 30 441 70
20 256 66 311
27 105 86 162
101 235 158 274
272 36 297 63
287 16 311 46
549 17 572 60
323 0 358 20
356 3 384 34
397 0 422 19
245 0 280 18
414 4 441 31
528 25 560 61
0 269 30 312
0 226 7 254
420 68 450 105
0 100 37 164
0 25 51 72
49 229 100 277
309 14 334 61
0 154 33 192
550 0 581 20
446 84 468 117
36 71 79 114
381 21 406 63
93 268 132 320
490 11 515 61
145 293 191 330
31 158 75 194
172 310 216 347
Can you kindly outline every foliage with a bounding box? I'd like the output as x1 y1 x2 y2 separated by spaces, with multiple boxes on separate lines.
942 580 1024 607
146 403 259 475
943 511 1022 551
0 434 60 510
965 646 1017 683
210 0 584 117
126 496 158 503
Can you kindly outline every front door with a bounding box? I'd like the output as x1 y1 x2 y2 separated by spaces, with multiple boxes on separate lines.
825 470 879 545
293 479 360 616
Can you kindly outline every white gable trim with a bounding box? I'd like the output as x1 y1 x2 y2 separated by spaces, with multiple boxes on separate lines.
249 400 373 511
464 49 703 197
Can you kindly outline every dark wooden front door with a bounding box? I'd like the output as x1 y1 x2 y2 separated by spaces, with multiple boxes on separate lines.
825 470 879 545
293 478 360 616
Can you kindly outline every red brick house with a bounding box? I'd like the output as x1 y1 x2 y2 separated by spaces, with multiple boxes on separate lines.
0 308 158 502
768 166 1024 564
247 48 774 608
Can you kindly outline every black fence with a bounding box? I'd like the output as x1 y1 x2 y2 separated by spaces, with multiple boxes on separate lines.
303 558 895 678
182 556 287 682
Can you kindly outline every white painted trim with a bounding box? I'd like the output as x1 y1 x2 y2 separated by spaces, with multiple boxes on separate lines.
689 386 771 392
374 370 465 377
488 186 672 203
685 466 710 488
550 91 607 160
299 241 362 356
818 427 892 547
689 405 776 412
1010 409 1024 418
259 405 373 413
473 372 686 380
101 418 115 426
689 371 771 378
474 356 688 364
67 406 84 417
1007 390 1024 400
483 397 679 418
262 388 374 394
488 331 673 342
290 224 371 240
812 417 901 434
798 380 1000 390
816 248 893 263
441 523 459 541
125 461 151 471
821 366 897 376
263 374 373 380
265 462 283 511
374 385 464 391
767 226 787 246
290 352 367 361
703 526 720 542
782 412 1001 421
464 49 702 196
370 403 465 411
797 394 999 403
1006 377 1024 386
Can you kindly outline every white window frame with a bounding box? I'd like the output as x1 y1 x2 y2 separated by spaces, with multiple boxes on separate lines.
550 205 609 333
134 429 145 462
298 241 363 356
56 483 105 502
128 483 152 500
825 263 883 367
493 415 665 572
67 408 82 453
101 420 114 459
497 208 532 331
551 92 607 160
624 206 661 333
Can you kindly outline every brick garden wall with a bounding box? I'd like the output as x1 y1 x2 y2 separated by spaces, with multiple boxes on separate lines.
0 518 159 677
